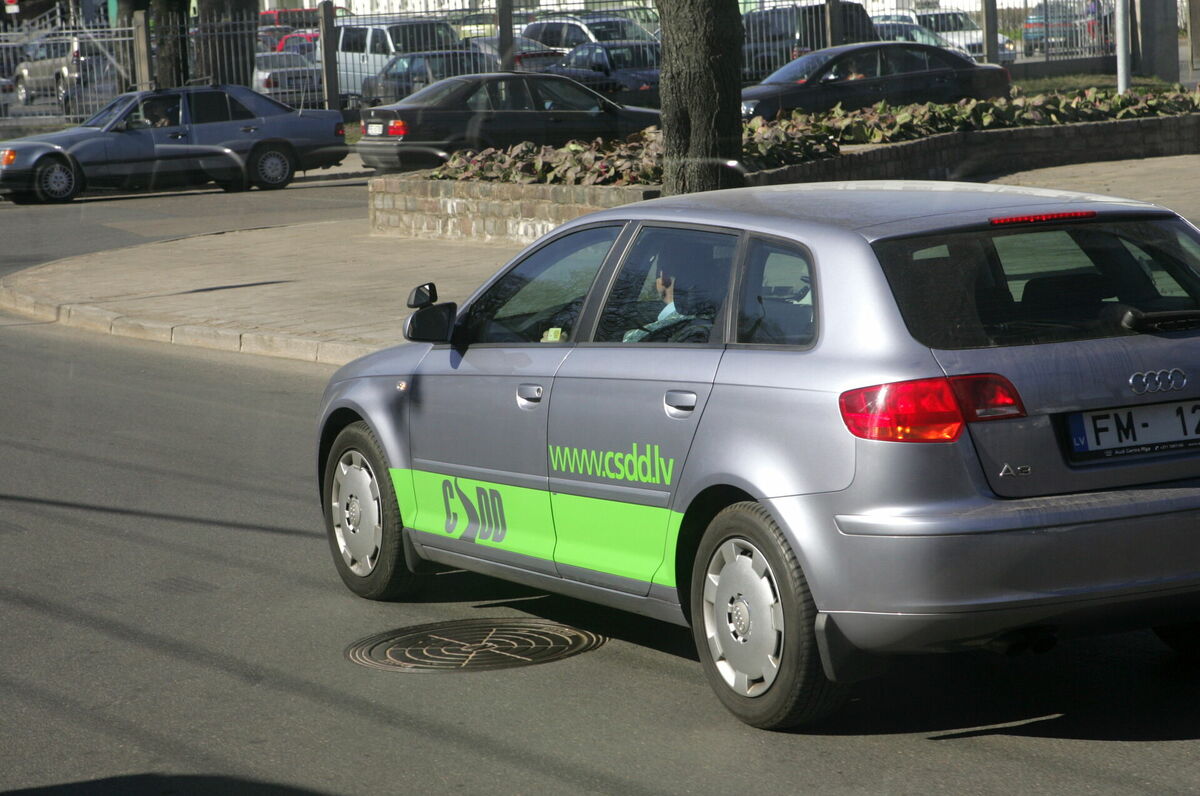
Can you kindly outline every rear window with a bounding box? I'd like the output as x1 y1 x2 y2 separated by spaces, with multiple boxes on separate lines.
872 217 1200 349
388 23 460 52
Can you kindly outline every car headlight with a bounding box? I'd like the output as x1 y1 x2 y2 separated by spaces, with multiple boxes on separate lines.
740 99 759 117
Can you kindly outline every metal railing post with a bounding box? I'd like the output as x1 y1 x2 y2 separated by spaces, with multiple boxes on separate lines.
498 0 514 70
825 0 843 47
982 0 999 64
133 9 151 90
318 0 340 110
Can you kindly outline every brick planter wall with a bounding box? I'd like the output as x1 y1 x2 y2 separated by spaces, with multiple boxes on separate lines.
369 113 1200 243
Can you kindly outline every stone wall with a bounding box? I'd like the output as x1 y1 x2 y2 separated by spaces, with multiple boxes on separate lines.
369 113 1200 244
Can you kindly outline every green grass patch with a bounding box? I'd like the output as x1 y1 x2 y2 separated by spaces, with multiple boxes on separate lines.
1014 74 1178 95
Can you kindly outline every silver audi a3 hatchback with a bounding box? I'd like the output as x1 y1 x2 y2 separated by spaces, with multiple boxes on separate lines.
316 181 1200 729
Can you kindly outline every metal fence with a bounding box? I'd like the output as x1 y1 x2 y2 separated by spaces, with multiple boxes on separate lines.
2 0 1129 130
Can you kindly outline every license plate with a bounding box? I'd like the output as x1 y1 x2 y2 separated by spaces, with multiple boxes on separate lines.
367 123 383 136
1067 398 1200 460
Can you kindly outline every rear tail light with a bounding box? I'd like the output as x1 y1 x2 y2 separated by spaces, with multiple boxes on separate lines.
839 374 1025 443
264 76 277 89
334 122 345 137
990 210 1096 226
387 119 407 137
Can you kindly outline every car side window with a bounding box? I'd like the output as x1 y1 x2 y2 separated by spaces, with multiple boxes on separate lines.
465 83 493 111
565 45 591 68
737 238 815 346
594 227 738 344
926 49 960 70
125 94 182 128
461 225 620 344
340 27 367 54
385 56 410 76
187 91 230 124
369 30 391 55
563 24 589 47
883 46 929 75
532 78 601 111
228 95 255 120
493 78 534 110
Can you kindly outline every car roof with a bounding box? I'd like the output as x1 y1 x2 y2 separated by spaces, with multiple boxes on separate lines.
574 182 1167 241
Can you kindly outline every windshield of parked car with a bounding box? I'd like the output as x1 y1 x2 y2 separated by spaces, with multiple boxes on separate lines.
81 95 134 127
426 52 498 78
873 217 1200 349
257 53 315 68
604 43 659 69
588 19 655 41
761 49 837 84
389 23 461 52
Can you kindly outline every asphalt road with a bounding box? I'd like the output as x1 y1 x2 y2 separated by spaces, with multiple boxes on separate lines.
3 185 1200 794
0 177 368 278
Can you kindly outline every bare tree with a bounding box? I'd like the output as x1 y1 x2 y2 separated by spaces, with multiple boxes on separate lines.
656 0 745 196
150 0 189 88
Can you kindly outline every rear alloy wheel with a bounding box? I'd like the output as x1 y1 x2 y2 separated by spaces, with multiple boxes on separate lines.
323 421 421 600
32 158 80 203
691 502 847 729
55 75 66 105
15 77 30 105
248 146 295 190
1154 622 1200 661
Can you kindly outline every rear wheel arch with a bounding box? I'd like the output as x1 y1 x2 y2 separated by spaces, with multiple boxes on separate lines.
673 484 756 625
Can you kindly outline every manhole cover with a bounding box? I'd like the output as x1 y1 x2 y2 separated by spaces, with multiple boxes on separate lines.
346 618 606 672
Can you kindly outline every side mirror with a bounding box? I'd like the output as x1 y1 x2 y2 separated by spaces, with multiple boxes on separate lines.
406 281 438 309
404 302 457 343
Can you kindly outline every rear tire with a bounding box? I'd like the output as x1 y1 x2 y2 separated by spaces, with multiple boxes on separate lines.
1154 622 1200 661
691 502 847 729
323 421 421 601
15 77 30 105
248 145 295 190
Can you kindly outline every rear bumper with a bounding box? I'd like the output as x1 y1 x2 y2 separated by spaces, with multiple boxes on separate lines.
356 138 449 171
770 483 1200 655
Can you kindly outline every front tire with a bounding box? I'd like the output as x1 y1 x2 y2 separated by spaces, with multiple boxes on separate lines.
248 145 295 190
31 157 81 203
323 421 420 600
691 502 846 729
15 77 31 105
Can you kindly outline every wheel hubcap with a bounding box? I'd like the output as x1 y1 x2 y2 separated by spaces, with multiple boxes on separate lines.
257 152 289 184
41 164 74 199
331 450 382 577
702 537 784 697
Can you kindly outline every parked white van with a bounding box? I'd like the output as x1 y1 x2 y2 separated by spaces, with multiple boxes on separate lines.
332 17 462 100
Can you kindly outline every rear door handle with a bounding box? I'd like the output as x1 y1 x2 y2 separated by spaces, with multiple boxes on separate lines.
168 132 187 139
517 383 544 404
664 390 697 412
240 126 258 132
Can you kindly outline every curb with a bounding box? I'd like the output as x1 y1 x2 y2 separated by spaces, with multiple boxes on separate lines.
0 282 377 367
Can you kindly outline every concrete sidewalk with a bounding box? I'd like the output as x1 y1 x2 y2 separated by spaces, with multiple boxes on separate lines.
3 154 1199 367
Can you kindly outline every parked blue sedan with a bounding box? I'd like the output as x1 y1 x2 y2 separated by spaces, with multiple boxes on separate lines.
0 84 347 203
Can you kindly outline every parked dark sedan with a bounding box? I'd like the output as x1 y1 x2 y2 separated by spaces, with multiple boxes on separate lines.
0 84 346 203
357 72 660 173
740 41 1009 120
361 49 498 107
544 40 660 108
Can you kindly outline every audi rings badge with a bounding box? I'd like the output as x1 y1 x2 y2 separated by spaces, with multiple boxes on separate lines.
1129 369 1188 395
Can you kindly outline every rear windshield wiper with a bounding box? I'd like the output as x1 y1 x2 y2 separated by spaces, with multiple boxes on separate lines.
1119 307 1200 332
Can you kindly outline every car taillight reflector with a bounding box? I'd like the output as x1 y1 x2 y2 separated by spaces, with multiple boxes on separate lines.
264 77 277 88
839 374 1025 443
1 150 15 166
387 119 407 136
989 210 1096 226
334 122 345 136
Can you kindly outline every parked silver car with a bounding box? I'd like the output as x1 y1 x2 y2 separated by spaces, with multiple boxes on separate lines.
316 181 1200 729
0 84 346 203
252 51 323 108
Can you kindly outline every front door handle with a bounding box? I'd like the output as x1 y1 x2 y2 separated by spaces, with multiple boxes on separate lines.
240 125 258 132
664 390 697 412
517 383 544 403
168 132 187 139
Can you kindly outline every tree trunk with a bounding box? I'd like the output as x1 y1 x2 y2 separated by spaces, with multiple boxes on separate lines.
657 0 745 197
150 0 189 89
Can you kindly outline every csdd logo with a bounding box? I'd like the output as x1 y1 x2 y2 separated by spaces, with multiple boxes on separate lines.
442 479 507 542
